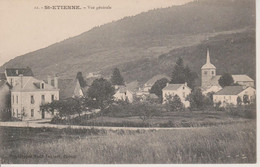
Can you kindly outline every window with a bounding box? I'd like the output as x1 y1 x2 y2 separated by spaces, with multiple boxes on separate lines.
16 109 18 117
31 109 34 117
10 78 13 86
51 95 55 102
31 95 35 104
212 71 214 75
183 86 185 90
41 95 45 103
183 92 185 98
12 95 14 104
13 109 15 116
204 71 207 75
41 83 44 89
16 95 18 104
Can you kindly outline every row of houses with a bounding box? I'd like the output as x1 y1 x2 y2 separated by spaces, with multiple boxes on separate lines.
0 49 256 120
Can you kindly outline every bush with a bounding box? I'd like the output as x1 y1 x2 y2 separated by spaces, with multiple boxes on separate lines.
165 95 184 112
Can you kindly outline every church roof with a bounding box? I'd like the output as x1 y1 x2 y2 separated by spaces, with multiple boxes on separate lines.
214 86 246 95
201 49 216 69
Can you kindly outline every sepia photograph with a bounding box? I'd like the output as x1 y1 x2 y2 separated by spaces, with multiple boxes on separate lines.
0 0 257 165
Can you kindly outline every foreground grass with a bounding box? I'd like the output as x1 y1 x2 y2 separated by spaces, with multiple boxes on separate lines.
0 121 256 164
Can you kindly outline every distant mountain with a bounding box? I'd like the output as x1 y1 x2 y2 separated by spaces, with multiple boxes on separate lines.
0 0 255 82
109 30 255 84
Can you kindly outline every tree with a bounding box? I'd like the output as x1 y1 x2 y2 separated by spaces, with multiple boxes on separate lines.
87 78 115 110
243 94 250 104
132 101 161 122
165 95 184 112
150 78 169 99
76 72 87 87
218 73 234 87
111 68 124 85
170 57 197 89
41 98 83 119
187 87 204 110
237 96 242 106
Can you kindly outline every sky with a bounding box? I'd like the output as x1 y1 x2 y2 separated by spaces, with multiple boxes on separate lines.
0 0 192 66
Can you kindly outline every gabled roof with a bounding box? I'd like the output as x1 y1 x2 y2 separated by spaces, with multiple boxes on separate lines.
0 73 6 80
5 68 34 77
126 80 139 92
232 75 254 82
59 78 89 99
214 86 247 95
12 77 57 91
145 74 170 86
163 84 189 91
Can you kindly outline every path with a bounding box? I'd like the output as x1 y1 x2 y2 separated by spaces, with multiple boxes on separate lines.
0 120 206 131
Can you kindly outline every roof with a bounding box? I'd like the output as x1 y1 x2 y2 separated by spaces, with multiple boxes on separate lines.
232 75 254 82
126 80 139 92
59 78 89 99
201 49 216 70
5 68 34 77
162 84 187 91
12 76 57 92
214 86 246 95
0 73 6 80
145 74 170 86
147 93 159 99
58 79 77 99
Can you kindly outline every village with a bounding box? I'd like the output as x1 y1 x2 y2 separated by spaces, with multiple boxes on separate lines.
0 49 256 122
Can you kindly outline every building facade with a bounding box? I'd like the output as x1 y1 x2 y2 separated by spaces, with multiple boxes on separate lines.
11 75 59 120
213 86 256 107
162 83 191 107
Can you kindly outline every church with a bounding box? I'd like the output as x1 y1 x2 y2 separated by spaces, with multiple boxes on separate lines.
201 49 254 94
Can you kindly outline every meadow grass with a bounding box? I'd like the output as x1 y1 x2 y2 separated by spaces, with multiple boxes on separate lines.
0 121 256 164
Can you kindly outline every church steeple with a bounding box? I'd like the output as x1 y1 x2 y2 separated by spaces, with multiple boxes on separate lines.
201 48 216 88
201 48 216 70
206 48 210 64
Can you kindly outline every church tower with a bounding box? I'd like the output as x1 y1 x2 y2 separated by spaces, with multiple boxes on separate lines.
201 48 216 88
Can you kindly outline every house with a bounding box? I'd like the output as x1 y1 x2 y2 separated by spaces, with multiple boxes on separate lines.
11 75 59 120
0 80 11 111
162 83 191 107
213 86 256 107
143 74 170 93
201 49 254 93
114 85 134 103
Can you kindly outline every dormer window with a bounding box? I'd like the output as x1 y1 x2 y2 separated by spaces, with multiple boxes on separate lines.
204 71 207 75
183 86 185 89
212 71 214 75
41 83 44 89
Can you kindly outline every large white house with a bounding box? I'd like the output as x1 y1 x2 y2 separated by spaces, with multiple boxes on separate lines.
162 83 191 107
213 86 256 107
11 75 59 120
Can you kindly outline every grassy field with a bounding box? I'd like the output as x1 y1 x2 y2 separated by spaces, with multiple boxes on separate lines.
0 121 256 164
67 110 255 127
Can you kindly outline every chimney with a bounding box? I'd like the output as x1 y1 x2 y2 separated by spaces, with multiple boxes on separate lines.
166 83 169 86
19 74 23 89
184 82 187 86
47 75 52 85
54 75 58 88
